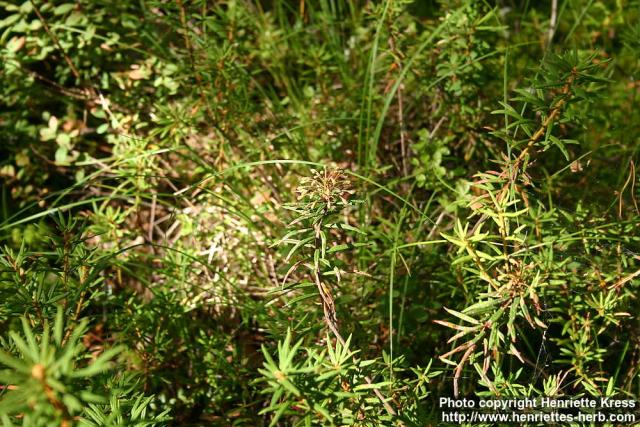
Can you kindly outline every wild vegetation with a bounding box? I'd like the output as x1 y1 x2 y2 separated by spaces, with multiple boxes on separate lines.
1 0 640 425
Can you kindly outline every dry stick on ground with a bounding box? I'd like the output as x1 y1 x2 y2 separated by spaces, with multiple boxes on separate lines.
311 225 398 417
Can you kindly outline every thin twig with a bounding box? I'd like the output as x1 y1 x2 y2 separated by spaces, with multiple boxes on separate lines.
609 266 640 290
311 239 397 416
548 0 558 46
618 160 638 219
148 193 157 242
453 344 475 398
388 36 408 177
30 0 81 80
